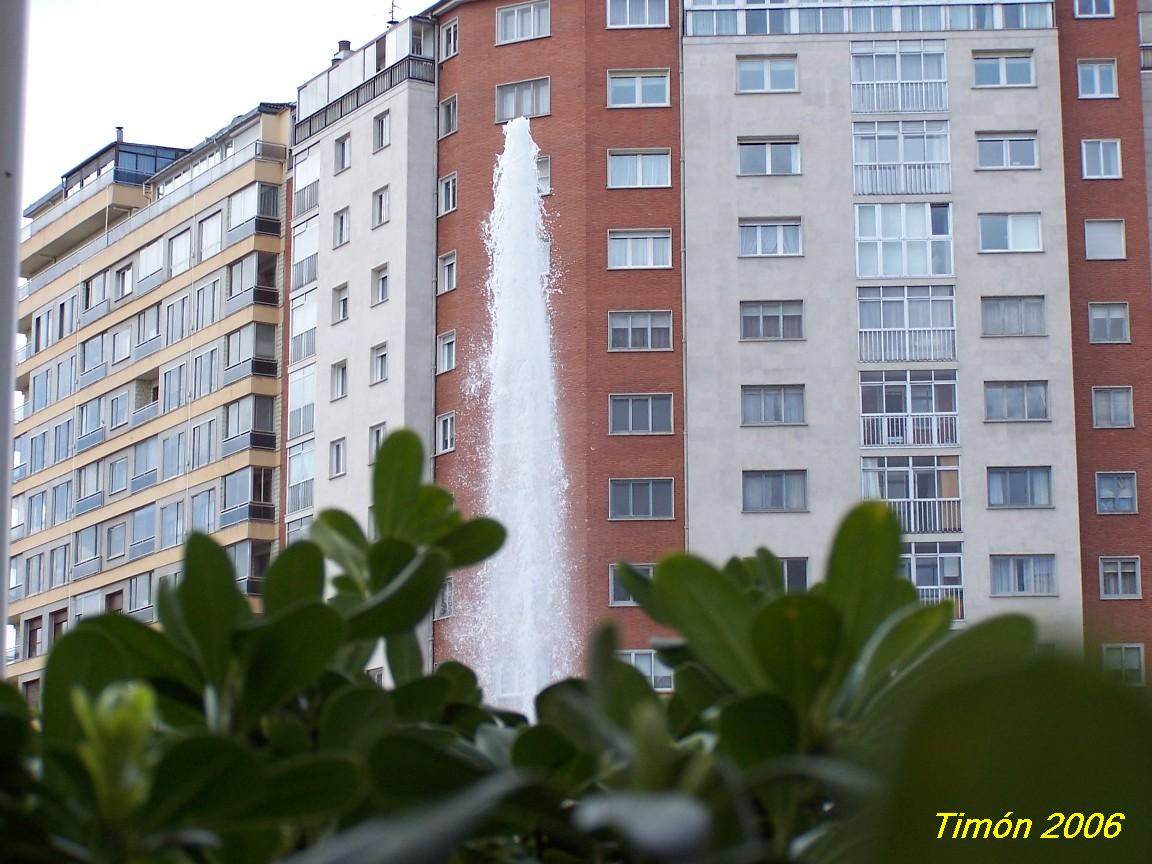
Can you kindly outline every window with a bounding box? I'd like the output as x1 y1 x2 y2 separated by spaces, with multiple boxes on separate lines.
331 361 348 400
1093 387 1134 428
991 555 1056 596
224 467 273 512
981 296 1045 337
191 419 216 469
536 156 551 195
741 386 805 425
740 301 803 340
1082 139 1121 179
129 573 152 612
372 186 390 227
851 41 948 112
436 413 456 454
780 559 809 593
109 393 128 428
194 279 218 329
608 70 670 107
139 239 163 277
169 230 191 277
607 150 671 188
439 96 458 138
30 370 50 413
608 230 672 268
370 343 388 384
496 77 550 122
610 394 673 434
49 545 69 588
81 334 103 373
1076 0 1113 17
438 174 458 216
286 442 314 514
862 455 961 534
79 397 103 435
160 502 184 549
83 272 106 310
980 212 1043 253
162 363 186 412
108 457 127 493
25 617 43 658
977 134 1038 170
609 479 674 520
1089 302 1130 343
496 0 550 44
373 111 391 150
76 462 100 499
739 220 801 257
608 0 666 28
1097 472 1137 513
437 331 457 374
369 423 387 464
372 264 390 304
288 367 315 439
137 304 160 343
57 357 75 399
165 297 188 345
987 467 1051 508
107 523 126 559
856 203 952 278
286 516 312 545
114 263 134 300
333 207 350 247
1085 219 1125 260
984 381 1048 422
438 253 456 294
1102 644 1144 686
743 470 808 512
162 432 185 480
228 183 277 228
608 311 673 350
739 140 799 176
1100 557 1140 599
334 134 351 172
737 57 797 92
224 395 274 440
52 481 71 525
330 438 347 478
75 525 99 563
131 504 156 547
1078 60 1117 98
440 18 459 59
198 212 222 260
617 649 673 691
191 489 216 533
228 252 276 299
333 284 349 323
192 349 217 400
973 54 1034 87
608 563 651 607
133 438 157 479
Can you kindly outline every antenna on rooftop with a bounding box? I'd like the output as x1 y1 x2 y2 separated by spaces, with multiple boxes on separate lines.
387 0 399 25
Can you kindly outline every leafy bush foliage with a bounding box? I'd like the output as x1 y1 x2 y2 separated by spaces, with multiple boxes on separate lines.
1 430 1149 864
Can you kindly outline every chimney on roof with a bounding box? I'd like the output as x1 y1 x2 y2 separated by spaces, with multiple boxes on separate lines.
115 126 123 143
332 40 353 65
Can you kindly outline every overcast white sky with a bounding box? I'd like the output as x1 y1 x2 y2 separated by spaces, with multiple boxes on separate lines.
21 0 428 206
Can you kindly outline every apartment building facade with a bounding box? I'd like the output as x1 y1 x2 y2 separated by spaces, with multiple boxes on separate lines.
7 106 292 703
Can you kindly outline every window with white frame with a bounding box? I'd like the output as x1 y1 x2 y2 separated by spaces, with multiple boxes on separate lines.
199 212 222 260
497 0 549 44
739 220 801 256
973 53 1034 87
984 381 1048 421
333 208 350 247
743 470 808 512
990 555 1056 596
1085 219 1125 259
608 0 667 28
608 311 672 350
371 186 390 228
107 523 126 559
737 56 797 93
977 133 1038 169
139 239 162 278
1089 302 1130 343
438 174 458 216
115 263 134 299
607 150 671 188
372 264 389 305
169 229 191 278
739 139 800 176
1102 644 1144 686
437 331 457 374
162 432 183 480
438 253 456 294
1078 60 1117 98
856 203 952 277
441 18 459 59
899 542 963 604
368 423 387 464
330 438 346 478
781 558 809 594
988 467 1051 509
287 366 315 439
1093 387 1133 428
1097 472 1137 513
609 394 673 434
609 562 652 607
331 361 347 400
741 300 803 340
1100 557 1140 599
979 213 1042 253
851 41 947 113
741 385 805 425
981 296 1045 336
496 77 550 121
108 457 127 493
852 120 950 195
1076 0 1114 17
1082 139 1121 179
160 502 184 550
192 348 217 400
373 111 391 151
370 343 388 384
335 134 351 172
333 284 348 323
286 441 314 514
439 96 458 138
609 479 674 520
607 70 670 107
111 327 130 364
536 156 551 194
616 649 673 691
436 413 456 455
607 230 672 268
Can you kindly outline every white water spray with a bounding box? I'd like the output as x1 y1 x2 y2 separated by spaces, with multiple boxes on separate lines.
467 118 575 714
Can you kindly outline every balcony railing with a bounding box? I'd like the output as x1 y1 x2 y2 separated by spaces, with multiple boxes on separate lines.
287 479 314 514
294 181 319 217
854 163 951 195
852 81 948 114
290 328 316 363
15 342 30 363
916 585 965 620
858 327 956 363
862 413 958 448
885 498 962 534
6 642 22 664
291 254 318 289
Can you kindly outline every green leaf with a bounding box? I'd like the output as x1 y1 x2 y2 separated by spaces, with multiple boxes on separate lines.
368 539 418 591
747 548 785 596
399 485 461 545
143 736 263 830
666 662 731 737
311 510 370 589
178 533 249 688
74 613 200 689
393 676 452 723
319 686 396 752
41 628 133 747
368 732 489 807
247 754 366 823
387 631 425 686
434 661 482 706
575 792 711 858
719 693 799 767
262 540 325 616
236 603 346 730
614 562 672 627
751 595 843 726
433 518 506 568
372 428 425 539
347 549 450 639
651 555 767 693
588 625 661 730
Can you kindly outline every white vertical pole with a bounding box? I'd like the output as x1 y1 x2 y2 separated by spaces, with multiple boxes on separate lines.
0 1 30 669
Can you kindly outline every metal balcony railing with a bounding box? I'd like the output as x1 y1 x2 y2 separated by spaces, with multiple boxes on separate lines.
293 181 319 217
852 81 948 114
886 498 963 534
917 585 965 620
858 327 956 363
861 413 958 448
291 254 318 288
854 162 951 195
287 479 314 514
290 328 316 363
